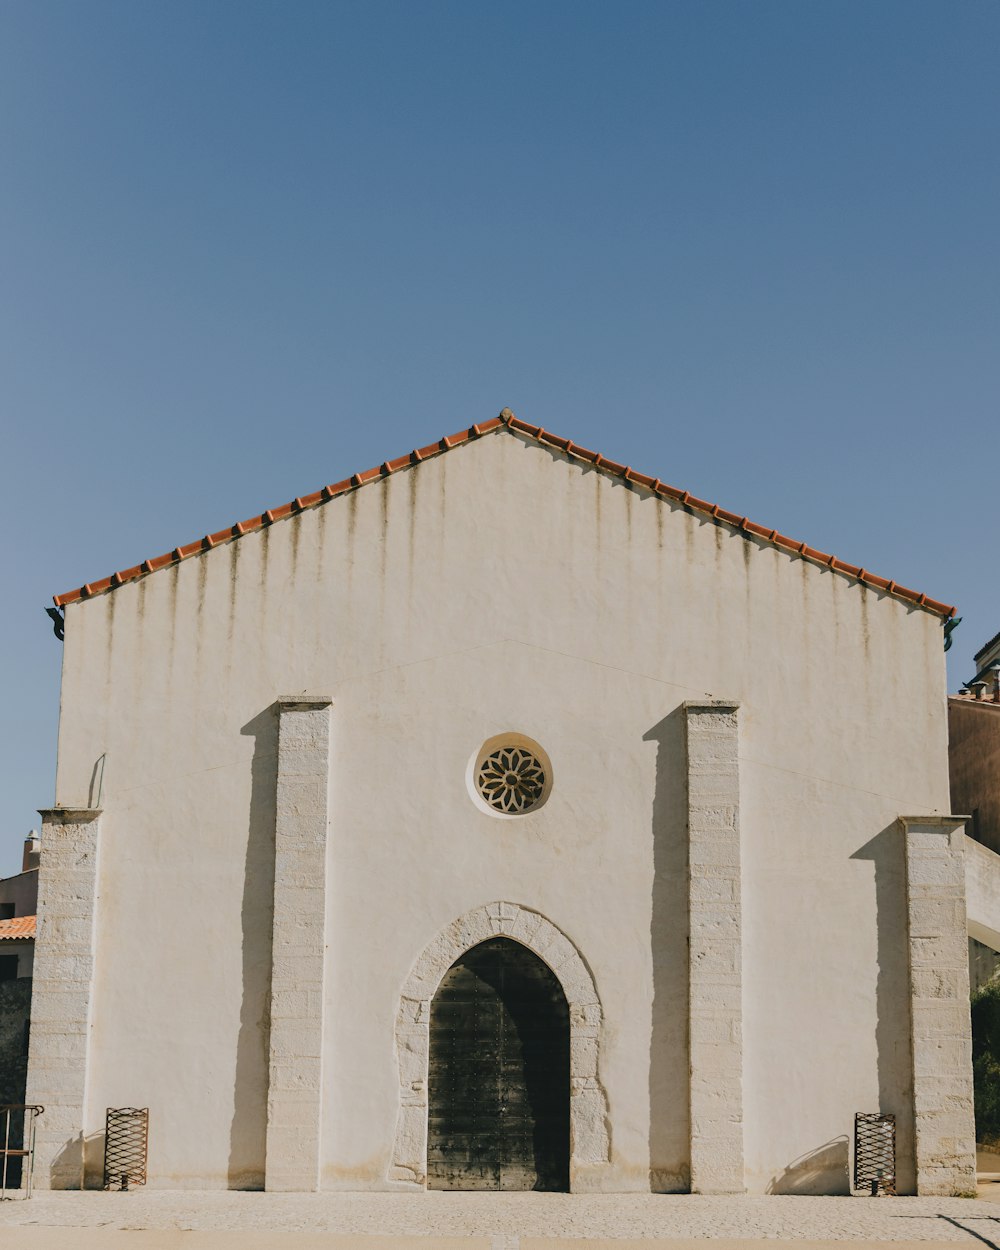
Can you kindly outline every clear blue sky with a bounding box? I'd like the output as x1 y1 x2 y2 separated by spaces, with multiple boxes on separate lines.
1 1 997 875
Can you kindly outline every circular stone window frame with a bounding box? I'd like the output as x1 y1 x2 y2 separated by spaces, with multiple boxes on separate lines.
467 732 553 819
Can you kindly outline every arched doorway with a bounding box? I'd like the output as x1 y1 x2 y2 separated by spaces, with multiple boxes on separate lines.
427 937 570 1191
389 900 609 1188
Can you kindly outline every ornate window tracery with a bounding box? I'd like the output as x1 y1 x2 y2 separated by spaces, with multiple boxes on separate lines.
476 744 546 814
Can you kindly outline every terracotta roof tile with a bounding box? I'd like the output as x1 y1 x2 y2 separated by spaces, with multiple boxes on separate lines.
949 694 1000 709
0 915 35 941
53 409 956 620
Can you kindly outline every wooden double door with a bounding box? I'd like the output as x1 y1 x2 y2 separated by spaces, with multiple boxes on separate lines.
427 937 570 1191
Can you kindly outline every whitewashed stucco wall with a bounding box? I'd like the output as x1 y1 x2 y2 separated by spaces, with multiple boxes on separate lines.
50 428 950 1192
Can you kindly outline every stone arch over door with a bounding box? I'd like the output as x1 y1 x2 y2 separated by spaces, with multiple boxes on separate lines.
389 901 610 1189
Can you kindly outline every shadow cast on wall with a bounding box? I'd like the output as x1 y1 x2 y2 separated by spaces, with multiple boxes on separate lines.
644 709 690 1192
230 706 280 1190
50 1129 107 1190
766 1136 850 1194
851 823 915 1195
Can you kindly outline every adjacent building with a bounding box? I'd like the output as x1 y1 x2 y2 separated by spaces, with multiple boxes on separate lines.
1 834 39 1105
950 634 1000 991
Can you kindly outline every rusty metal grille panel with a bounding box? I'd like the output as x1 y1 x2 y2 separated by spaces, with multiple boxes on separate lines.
854 1112 896 1194
103 1107 148 1190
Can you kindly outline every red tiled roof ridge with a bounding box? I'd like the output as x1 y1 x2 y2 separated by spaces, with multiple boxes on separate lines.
0 915 35 940
53 408 956 619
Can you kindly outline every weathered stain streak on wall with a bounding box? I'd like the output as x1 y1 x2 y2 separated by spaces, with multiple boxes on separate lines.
52 428 950 1192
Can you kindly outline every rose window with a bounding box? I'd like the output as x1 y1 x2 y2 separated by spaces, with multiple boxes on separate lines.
476 744 547 815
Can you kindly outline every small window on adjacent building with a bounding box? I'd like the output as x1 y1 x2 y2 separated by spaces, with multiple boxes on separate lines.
0 955 18 981
0 903 14 920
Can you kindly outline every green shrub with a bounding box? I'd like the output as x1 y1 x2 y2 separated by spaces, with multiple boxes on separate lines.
972 979 1000 1147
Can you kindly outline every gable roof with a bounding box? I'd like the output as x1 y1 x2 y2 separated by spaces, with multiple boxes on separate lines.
52 409 956 619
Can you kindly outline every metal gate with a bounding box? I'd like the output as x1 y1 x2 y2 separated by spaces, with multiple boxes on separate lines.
0 1105 43 1199
427 937 569 1191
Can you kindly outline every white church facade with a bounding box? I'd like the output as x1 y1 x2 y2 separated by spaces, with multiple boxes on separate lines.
26 410 976 1195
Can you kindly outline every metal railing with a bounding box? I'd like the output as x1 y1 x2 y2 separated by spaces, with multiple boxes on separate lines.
0 1104 44 1200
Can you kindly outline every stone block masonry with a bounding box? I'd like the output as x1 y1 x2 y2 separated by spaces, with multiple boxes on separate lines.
684 702 744 1194
899 816 977 1196
265 698 333 1192
24 808 102 1189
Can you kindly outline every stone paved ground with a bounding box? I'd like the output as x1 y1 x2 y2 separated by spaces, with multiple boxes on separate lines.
2 1192 1000 1248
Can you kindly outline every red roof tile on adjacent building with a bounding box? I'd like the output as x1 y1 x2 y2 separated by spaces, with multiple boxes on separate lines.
52 409 957 620
0 915 35 941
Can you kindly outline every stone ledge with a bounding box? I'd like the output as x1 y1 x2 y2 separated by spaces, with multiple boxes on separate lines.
37 808 102 823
